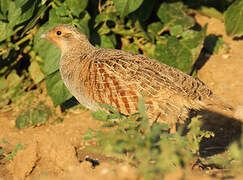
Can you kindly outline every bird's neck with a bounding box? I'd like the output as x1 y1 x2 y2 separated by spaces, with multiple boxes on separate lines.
59 43 95 99
61 40 95 57
59 42 95 83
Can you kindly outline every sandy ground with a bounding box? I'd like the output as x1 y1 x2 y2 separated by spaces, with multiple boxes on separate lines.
0 14 243 180
195 15 243 108
0 110 138 180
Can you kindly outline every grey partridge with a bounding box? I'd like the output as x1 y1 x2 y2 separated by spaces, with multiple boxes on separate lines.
41 24 233 131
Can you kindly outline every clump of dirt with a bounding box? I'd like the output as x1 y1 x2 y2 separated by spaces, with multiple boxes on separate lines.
0 14 243 180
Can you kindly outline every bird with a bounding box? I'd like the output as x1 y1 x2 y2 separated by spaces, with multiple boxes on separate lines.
41 24 233 132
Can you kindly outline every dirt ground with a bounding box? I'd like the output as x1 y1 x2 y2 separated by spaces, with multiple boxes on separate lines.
0 14 243 180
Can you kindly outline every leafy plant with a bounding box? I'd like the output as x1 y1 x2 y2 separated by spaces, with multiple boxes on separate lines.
204 34 229 54
224 0 243 36
0 138 24 161
15 94 64 128
84 100 215 179
84 102 243 179
0 0 49 108
0 0 242 107
15 101 52 128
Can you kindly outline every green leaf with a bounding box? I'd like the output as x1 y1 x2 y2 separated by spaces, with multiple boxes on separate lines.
229 142 241 159
137 97 148 119
55 6 70 17
100 34 116 49
49 8 73 24
0 0 8 16
0 149 6 154
34 23 61 75
8 0 36 26
28 61 45 84
16 102 52 128
7 1 22 23
0 21 8 41
147 22 163 36
225 0 243 36
207 155 231 168
91 110 108 121
15 114 29 128
157 2 194 31
6 144 24 160
65 0 88 17
0 0 36 41
0 13 6 20
30 107 50 126
138 0 155 22
35 40 61 75
95 12 117 26
0 76 6 89
21 4 50 36
73 11 91 37
98 102 118 112
1 138 9 144
83 128 95 140
198 6 224 21
165 36 192 73
170 25 183 36
121 38 139 54
15 144 24 151
6 71 23 88
154 26 206 74
180 26 207 66
46 71 72 106
97 23 111 35
16 0 36 24
113 0 144 17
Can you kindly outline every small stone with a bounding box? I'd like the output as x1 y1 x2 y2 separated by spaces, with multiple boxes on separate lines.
222 54 230 59
100 167 109 175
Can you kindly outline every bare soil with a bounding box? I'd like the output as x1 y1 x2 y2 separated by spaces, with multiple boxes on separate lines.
195 14 243 108
0 14 243 180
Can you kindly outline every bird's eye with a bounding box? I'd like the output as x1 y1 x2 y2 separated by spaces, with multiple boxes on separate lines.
56 31 62 36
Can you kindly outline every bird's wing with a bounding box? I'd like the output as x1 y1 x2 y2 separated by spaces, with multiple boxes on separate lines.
82 48 232 118
83 48 198 114
91 48 214 98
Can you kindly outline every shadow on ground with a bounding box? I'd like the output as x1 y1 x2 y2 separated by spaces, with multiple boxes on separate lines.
61 97 242 158
196 109 242 157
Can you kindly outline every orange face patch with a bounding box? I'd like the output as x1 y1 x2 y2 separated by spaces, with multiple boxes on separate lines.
44 28 69 51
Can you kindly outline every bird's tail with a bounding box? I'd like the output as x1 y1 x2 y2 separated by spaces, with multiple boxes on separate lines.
202 94 234 113
201 94 243 121
234 106 243 121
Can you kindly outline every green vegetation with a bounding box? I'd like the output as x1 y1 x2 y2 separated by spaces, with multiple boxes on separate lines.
14 92 63 128
204 35 229 54
16 101 53 128
0 138 24 161
84 102 243 179
0 0 242 107
84 101 214 179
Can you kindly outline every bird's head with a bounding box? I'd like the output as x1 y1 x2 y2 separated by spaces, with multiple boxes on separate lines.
40 24 91 53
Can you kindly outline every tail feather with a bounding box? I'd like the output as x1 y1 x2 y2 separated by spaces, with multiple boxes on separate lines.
234 106 243 121
202 94 234 113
